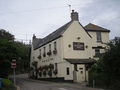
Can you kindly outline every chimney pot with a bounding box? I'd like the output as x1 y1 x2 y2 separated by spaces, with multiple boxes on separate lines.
72 10 74 13
33 34 36 40
71 10 79 21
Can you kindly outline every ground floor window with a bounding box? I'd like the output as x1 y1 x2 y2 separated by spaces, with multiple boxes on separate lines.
66 67 70 75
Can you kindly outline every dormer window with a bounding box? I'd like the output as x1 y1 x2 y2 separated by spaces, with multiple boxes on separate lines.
96 32 102 42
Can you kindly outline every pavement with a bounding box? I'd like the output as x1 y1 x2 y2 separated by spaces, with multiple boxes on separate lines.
14 74 105 90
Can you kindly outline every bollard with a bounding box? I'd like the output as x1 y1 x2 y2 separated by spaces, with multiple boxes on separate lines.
0 78 2 89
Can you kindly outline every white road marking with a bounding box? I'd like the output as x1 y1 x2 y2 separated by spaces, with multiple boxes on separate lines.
58 88 67 90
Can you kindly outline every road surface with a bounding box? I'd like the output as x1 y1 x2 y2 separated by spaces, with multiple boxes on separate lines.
15 74 103 90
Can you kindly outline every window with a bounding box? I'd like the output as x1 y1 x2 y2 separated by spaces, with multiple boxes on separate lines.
49 44 51 51
55 63 57 70
44 47 46 53
54 42 56 49
95 49 100 57
96 32 102 42
39 49 41 55
66 67 70 75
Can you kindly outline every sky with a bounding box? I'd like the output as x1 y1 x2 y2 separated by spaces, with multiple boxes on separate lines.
0 0 120 43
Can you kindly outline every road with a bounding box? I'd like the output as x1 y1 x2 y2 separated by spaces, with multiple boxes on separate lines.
15 74 103 90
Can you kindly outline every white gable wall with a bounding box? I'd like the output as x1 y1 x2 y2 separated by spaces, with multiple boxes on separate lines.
62 21 93 59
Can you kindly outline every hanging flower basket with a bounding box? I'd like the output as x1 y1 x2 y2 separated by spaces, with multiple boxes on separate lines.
53 49 57 54
47 50 52 56
37 55 41 59
49 64 54 70
48 70 52 77
39 66 43 71
44 65 49 71
53 69 58 75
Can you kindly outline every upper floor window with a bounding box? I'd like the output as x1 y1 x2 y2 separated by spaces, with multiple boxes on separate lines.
54 42 57 50
49 44 51 51
95 49 100 57
96 32 102 42
44 47 46 53
39 49 41 55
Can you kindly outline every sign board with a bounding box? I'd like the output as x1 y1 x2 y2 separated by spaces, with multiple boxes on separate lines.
73 42 84 50
11 59 16 68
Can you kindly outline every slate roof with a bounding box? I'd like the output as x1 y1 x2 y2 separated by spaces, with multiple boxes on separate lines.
65 58 95 64
85 23 110 32
33 21 72 50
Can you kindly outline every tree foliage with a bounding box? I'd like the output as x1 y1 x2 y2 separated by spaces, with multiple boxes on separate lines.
102 37 120 89
89 37 120 89
0 29 30 77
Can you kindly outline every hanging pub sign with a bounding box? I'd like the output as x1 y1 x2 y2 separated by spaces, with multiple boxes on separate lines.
73 42 84 50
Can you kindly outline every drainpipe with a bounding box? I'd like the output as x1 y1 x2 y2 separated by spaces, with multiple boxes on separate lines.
85 64 87 82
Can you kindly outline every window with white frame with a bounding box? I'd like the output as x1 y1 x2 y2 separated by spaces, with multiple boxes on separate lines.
44 47 46 53
95 49 100 57
54 42 56 50
96 32 102 42
49 44 51 51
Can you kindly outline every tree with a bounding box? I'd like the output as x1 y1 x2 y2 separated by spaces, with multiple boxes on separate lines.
102 37 120 89
89 37 120 89
0 29 16 77
0 29 31 77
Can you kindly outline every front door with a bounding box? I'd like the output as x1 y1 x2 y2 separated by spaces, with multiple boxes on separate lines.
75 64 86 82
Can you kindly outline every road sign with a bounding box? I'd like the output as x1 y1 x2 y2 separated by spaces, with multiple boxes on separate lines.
11 59 16 68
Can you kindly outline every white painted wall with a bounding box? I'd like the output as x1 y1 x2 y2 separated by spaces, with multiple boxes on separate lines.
62 21 93 59
30 20 110 82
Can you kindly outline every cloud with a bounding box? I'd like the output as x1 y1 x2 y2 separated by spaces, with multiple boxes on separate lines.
92 11 119 24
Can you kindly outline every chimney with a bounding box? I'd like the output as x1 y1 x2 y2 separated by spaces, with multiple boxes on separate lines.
71 10 79 21
33 34 36 40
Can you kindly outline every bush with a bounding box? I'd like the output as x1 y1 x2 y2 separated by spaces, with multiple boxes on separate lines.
1 78 16 90
48 70 52 77
88 72 107 88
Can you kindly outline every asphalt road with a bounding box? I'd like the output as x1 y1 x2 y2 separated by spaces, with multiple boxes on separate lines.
15 74 103 90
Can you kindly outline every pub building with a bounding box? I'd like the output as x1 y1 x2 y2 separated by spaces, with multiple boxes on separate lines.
30 10 110 83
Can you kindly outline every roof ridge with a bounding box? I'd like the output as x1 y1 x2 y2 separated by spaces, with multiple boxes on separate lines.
33 21 72 49
85 23 110 32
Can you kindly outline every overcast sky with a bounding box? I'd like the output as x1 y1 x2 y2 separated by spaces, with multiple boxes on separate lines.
0 0 120 43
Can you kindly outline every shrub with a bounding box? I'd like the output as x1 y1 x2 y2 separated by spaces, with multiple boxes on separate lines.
1 78 16 90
